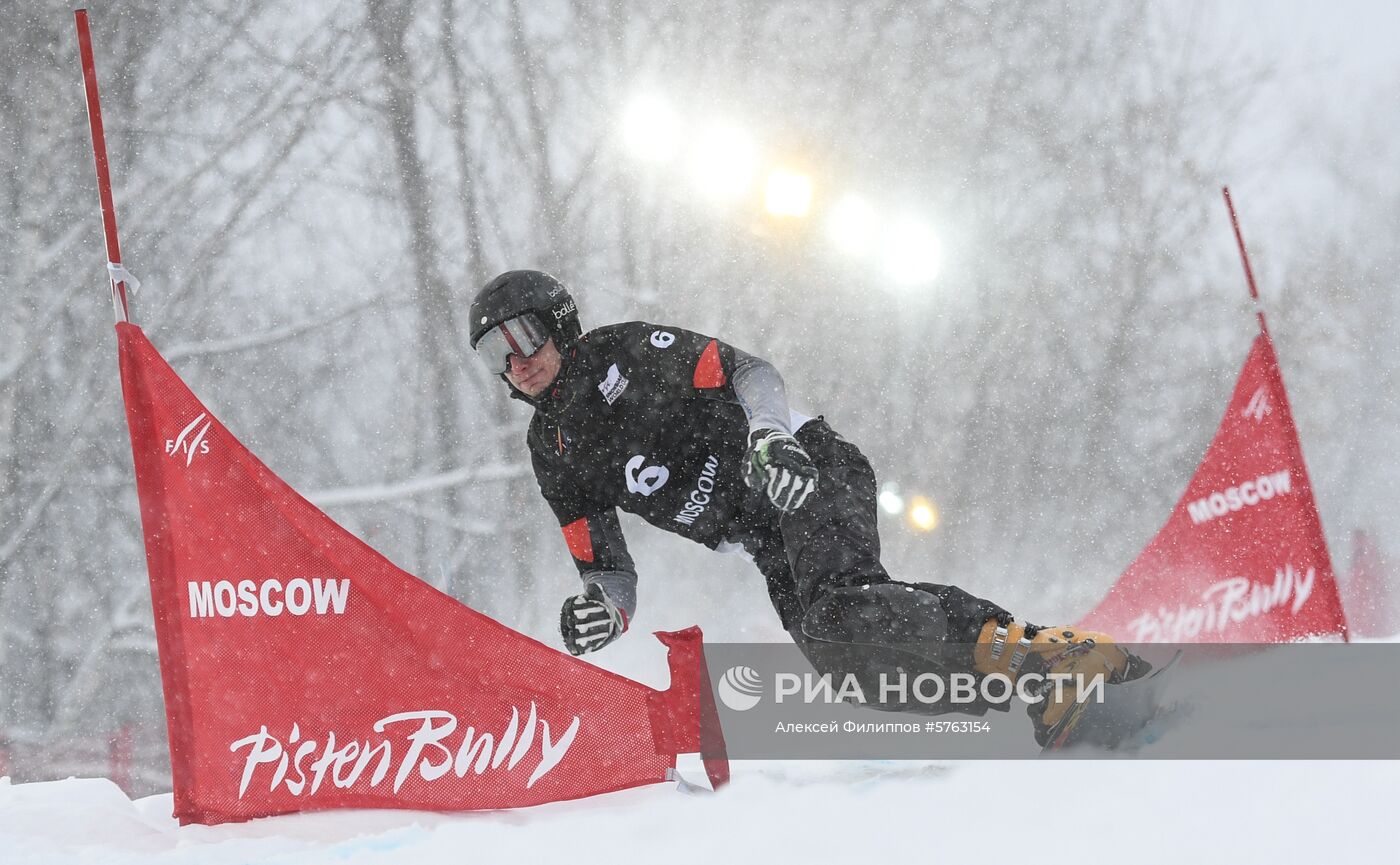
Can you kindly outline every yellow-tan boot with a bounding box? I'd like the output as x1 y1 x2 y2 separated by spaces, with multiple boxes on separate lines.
974 620 1148 744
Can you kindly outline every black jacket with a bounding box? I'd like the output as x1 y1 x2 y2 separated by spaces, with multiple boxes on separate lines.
525 322 779 602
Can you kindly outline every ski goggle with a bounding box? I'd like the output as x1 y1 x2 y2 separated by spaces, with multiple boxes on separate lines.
474 313 551 374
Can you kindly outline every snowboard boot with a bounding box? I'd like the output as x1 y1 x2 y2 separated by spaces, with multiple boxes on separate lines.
973 618 1151 745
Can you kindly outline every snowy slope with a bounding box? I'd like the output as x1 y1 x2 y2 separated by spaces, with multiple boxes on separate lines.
5 639 1396 864
2 759 1391 865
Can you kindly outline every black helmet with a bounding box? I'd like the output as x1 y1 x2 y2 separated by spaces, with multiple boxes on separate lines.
469 270 581 350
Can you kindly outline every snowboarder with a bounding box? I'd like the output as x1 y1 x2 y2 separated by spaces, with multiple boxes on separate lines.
470 270 1147 744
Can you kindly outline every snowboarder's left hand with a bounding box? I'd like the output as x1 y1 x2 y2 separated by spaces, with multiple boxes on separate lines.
744 429 818 513
560 583 627 656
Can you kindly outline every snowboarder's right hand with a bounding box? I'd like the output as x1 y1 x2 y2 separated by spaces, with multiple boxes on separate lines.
744 428 818 513
560 583 627 656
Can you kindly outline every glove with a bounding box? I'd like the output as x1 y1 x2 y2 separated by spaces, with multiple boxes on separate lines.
560 583 627 656
743 428 818 513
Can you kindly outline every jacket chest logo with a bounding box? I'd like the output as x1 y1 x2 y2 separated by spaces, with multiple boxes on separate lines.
597 363 629 405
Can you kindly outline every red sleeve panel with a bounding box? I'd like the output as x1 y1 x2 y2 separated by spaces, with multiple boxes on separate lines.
693 339 728 389
561 517 595 563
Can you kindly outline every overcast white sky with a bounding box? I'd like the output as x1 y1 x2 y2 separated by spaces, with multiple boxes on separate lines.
1235 0 1400 75
1196 0 1400 237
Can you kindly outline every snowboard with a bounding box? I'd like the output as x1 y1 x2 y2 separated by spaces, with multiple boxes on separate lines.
1040 650 1183 753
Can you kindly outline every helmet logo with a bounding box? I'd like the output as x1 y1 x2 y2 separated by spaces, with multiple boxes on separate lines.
479 316 487 324
553 299 578 321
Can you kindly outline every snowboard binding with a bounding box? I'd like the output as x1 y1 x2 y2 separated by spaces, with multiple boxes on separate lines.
973 618 1153 746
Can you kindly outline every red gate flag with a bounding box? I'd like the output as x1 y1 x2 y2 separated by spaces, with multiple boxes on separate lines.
1080 333 1347 642
117 322 726 825
1346 530 1397 638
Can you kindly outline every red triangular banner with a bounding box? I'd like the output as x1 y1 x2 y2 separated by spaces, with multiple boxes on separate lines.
116 323 725 824
1080 333 1348 642
1345 530 1397 638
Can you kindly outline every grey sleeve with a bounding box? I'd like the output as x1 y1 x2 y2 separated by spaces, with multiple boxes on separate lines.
731 346 794 436
583 569 637 621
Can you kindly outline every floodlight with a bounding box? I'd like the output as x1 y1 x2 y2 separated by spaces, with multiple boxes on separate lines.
877 484 906 516
827 194 878 256
690 125 758 202
621 95 681 162
764 169 814 218
883 217 942 285
907 495 939 532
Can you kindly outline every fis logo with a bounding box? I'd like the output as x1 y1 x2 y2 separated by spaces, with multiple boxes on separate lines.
165 413 212 466
1241 387 1271 423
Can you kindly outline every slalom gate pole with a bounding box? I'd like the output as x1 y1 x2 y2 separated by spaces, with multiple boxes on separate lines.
74 8 132 324
1222 186 1267 339
1220 186 1350 642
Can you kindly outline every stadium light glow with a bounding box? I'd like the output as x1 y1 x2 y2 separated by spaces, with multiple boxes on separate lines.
690 125 758 202
883 217 942 285
907 495 939 532
826 194 878 256
877 483 905 516
621 95 681 162
764 169 814 218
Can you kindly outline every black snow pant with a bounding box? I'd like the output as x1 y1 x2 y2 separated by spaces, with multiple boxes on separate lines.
731 418 1013 716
